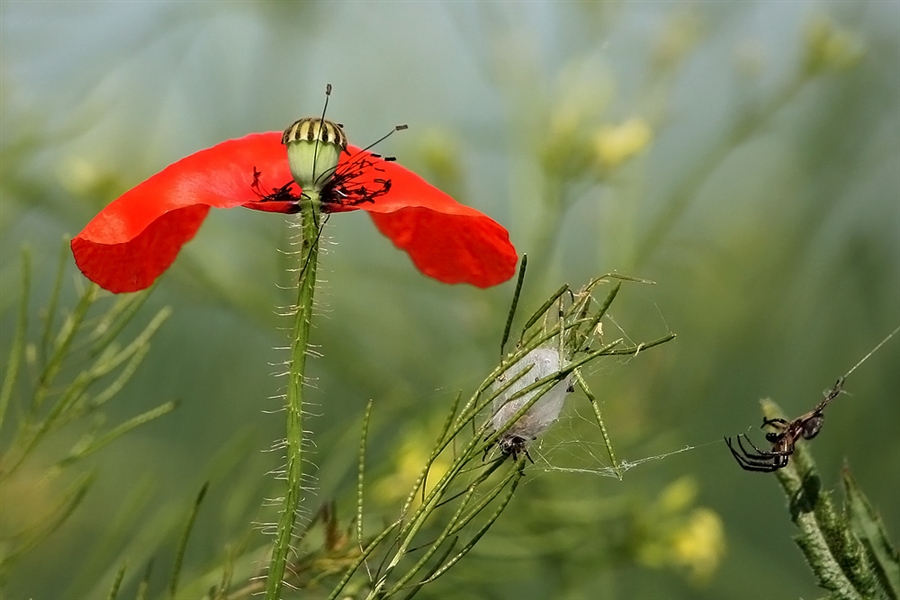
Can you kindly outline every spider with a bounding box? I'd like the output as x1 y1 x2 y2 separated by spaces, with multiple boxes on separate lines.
725 377 844 472
497 434 535 464
482 432 536 465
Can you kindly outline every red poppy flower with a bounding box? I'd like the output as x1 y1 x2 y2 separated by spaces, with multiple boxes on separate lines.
71 128 517 293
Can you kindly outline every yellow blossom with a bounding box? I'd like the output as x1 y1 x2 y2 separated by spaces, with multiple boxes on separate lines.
805 15 864 73
671 508 727 585
657 476 698 514
634 478 726 586
58 156 103 196
594 118 653 168
373 430 451 507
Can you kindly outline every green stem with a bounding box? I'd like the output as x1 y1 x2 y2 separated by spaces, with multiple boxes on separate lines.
265 195 322 600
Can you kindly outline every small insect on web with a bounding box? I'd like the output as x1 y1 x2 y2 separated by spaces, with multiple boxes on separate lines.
725 325 900 473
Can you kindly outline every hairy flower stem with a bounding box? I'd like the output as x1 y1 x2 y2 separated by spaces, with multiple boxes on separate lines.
265 194 322 600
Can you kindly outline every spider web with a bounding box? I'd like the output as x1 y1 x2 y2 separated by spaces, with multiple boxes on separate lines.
526 403 700 478
496 312 705 478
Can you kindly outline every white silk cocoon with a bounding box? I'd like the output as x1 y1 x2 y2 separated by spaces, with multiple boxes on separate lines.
491 346 572 444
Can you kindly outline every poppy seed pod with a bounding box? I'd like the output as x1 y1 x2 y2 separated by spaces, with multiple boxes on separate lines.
282 118 348 192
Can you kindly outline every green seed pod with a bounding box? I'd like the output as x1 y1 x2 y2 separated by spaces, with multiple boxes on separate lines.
282 117 348 192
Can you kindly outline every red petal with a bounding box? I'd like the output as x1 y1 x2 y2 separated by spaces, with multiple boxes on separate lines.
72 132 288 292
338 147 518 288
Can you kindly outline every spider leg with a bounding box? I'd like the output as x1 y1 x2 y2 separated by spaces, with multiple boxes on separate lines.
481 432 498 462
725 436 750 463
825 377 845 402
735 458 782 473
809 377 845 414
724 437 781 472
735 434 779 460
523 447 535 464
761 416 789 430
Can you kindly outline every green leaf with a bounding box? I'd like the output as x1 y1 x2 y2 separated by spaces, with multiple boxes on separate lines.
842 464 900 599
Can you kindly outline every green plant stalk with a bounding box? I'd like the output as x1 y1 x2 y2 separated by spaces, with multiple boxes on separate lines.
764 399 881 600
4 306 171 478
265 195 322 600
356 400 374 548
327 519 402 600
382 465 516 597
417 470 522 587
379 482 476 597
370 424 508 594
372 377 554 589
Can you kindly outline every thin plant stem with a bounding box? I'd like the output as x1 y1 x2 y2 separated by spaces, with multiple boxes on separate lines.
326 520 403 600
40 239 68 363
357 400 374 549
0 247 30 431
417 469 522 587
33 284 99 413
575 370 622 480
265 196 322 600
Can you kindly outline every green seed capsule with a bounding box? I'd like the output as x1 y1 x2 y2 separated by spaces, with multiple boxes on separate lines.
282 118 347 192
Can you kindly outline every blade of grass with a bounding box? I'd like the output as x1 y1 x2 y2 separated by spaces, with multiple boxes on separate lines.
518 283 570 342
106 562 128 600
170 482 210 599
500 255 528 355
135 559 154 600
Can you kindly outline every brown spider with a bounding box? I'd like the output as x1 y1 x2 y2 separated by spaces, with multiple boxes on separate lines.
482 432 535 465
497 434 535 464
725 377 844 472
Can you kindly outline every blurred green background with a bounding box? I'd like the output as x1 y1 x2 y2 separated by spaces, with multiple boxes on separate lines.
1 2 898 599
